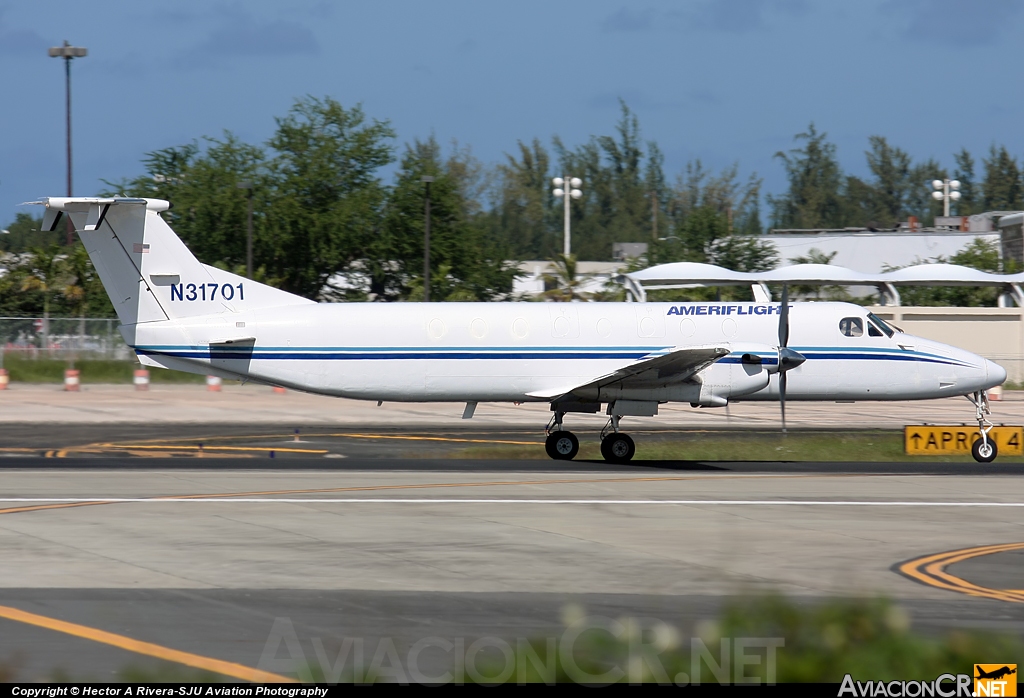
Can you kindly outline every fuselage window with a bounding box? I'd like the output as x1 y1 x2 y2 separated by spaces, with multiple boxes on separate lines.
839 317 863 337
868 324 884 337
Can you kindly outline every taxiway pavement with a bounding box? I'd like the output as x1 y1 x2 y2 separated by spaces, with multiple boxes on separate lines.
0 383 1021 429
0 463 1022 680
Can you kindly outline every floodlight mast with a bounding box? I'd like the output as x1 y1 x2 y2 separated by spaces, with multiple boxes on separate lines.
48 40 88 246
552 176 583 256
931 178 962 218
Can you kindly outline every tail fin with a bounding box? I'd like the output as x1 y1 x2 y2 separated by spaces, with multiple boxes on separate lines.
29 197 312 327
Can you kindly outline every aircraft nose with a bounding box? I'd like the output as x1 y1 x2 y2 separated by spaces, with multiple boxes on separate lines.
986 359 1007 387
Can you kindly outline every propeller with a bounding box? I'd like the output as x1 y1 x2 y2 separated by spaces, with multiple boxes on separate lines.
776 284 806 434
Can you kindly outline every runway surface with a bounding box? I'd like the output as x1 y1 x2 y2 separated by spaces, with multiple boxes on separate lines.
1 459 1022 681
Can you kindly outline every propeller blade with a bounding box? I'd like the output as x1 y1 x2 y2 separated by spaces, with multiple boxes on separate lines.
780 370 787 434
779 284 789 347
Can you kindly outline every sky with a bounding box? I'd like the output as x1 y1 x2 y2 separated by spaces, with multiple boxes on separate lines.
2 0 1023 226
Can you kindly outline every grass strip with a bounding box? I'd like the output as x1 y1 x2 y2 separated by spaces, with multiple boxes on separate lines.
455 430 1024 462
0 356 206 383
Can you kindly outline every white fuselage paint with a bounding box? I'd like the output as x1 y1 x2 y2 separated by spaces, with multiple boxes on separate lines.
131 300 1003 404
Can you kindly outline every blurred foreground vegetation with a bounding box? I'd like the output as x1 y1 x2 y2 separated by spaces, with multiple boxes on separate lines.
467 597 1023 684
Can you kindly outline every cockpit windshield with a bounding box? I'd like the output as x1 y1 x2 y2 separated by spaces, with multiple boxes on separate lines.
866 312 896 337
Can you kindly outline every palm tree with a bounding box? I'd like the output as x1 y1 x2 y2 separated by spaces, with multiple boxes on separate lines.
20 245 65 354
542 253 590 302
60 245 95 363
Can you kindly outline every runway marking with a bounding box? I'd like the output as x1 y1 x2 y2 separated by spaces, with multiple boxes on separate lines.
1 497 1022 506
55 431 542 457
898 542 1024 604
0 472 927 518
0 603 295 682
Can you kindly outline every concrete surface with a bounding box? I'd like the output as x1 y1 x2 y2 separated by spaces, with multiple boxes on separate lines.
0 465 1022 681
1 383 1021 428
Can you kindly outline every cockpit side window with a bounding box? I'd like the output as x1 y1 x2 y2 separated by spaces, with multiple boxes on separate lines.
839 317 863 337
867 312 896 337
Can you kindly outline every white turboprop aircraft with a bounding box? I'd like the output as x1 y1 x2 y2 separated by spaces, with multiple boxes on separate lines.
30 197 1007 463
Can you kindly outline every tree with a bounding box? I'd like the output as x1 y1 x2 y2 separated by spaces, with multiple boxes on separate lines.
787 248 844 299
0 213 63 253
890 239 1005 307
863 136 913 227
106 96 396 300
953 149 979 215
542 254 590 301
551 101 667 259
371 137 516 301
487 139 556 259
906 158 947 227
982 145 1023 211
265 97 396 297
768 124 846 229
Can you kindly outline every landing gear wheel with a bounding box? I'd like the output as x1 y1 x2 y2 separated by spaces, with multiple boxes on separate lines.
972 437 997 463
545 431 579 460
601 433 636 463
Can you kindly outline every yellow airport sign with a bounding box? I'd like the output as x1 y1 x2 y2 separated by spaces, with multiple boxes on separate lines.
904 426 1023 456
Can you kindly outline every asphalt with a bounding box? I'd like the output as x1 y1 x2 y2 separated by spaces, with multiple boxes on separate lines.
0 460 1021 681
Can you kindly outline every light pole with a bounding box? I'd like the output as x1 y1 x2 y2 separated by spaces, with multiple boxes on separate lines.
421 176 434 302
931 178 962 218
48 40 87 246
552 176 583 257
236 181 254 278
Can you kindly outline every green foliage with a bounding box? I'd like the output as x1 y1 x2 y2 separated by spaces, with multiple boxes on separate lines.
464 596 1023 684
266 97 395 297
769 128 1024 230
769 123 846 229
456 429 1024 463
0 244 113 318
106 96 396 300
542 254 590 301
982 145 1023 211
0 356 205 383
892 238 1010 307
0 213 64 252
369 137 516 301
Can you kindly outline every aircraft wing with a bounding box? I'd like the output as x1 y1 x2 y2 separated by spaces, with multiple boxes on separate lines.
526 344 731 400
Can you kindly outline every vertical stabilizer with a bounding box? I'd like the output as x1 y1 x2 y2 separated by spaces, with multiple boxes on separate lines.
29 197 312 329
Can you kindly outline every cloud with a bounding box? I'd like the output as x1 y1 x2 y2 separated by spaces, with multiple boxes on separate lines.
601 7 656 32
881 0 1022 46
176 15 319 68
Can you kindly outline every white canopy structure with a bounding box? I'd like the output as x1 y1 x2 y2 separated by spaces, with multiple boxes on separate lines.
621 262 1024 307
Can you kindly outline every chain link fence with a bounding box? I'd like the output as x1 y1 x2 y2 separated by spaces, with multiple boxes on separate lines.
0 317 131 361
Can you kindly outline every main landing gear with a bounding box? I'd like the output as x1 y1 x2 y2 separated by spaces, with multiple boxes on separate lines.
544 410 637 463
600 415 635 464
967 390 998 463
545 411 580 460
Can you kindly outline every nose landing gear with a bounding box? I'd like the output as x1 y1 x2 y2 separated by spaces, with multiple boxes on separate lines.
967 390 998 463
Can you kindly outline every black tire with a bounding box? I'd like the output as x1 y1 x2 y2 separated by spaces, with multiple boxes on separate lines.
545 431 579 460
601 433 636 463
972 437 997 463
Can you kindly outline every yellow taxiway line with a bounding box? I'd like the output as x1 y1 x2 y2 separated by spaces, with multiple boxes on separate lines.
898 542 1024 604
0 603 294 682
